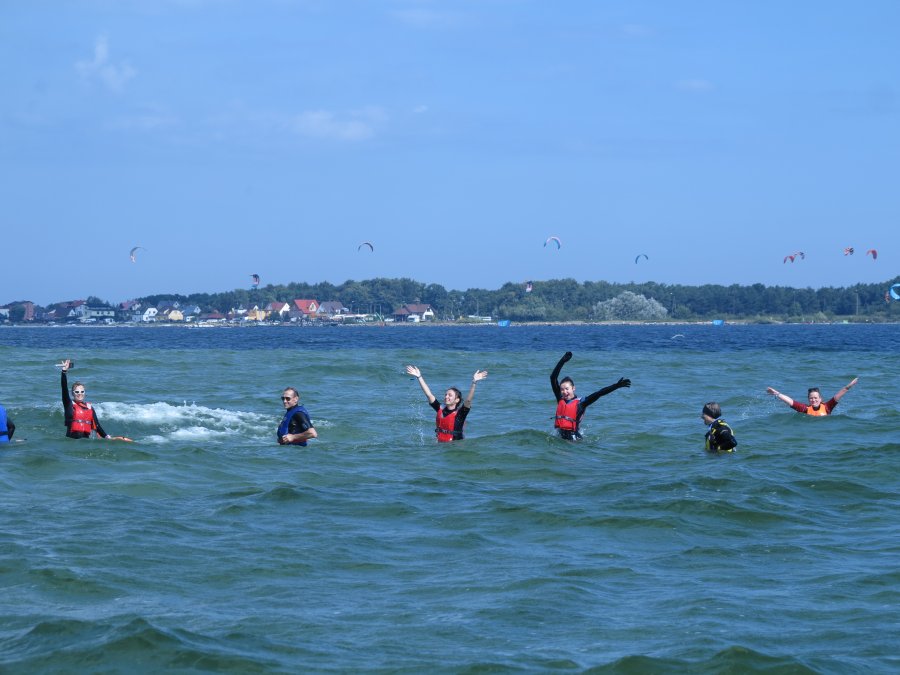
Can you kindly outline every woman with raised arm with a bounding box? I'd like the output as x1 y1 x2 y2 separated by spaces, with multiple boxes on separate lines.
405 365 488 442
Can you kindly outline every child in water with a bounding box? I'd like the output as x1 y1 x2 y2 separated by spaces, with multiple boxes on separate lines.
701 402 737 453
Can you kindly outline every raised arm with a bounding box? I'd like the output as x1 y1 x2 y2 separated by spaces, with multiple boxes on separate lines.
832 377 858 403
462 370 488 408
60 363 72 410
550 351 572 400
581 377 631 409
405 365 436 404
766 387 795 407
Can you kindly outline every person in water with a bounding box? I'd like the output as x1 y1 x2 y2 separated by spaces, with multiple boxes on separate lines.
60 359 114 439
700 402 737 453
0 401 15 444
405 365 488 442
766 378 858 416
551 351 631 441
277 387 317 446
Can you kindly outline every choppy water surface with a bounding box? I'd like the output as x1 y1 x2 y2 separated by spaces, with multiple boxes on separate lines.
1 324 898 673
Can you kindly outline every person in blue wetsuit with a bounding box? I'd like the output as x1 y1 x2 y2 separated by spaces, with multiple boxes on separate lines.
551 351 630 441
700 402 737 453
0 402 15 443
277 387 317 446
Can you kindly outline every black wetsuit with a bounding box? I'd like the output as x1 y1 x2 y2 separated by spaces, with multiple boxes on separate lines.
61 371 108 439
705 418 737 452
550 352 630 440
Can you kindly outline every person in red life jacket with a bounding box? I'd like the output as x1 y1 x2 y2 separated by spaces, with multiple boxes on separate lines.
277 387 317 446
60 359 113 439
551 351 631 441
766 377 858 416
405 364 488 442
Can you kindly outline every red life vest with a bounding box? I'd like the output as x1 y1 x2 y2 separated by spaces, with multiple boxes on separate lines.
70 401 97 435
554 398 580 431
805 404 829 417
435 407 461 442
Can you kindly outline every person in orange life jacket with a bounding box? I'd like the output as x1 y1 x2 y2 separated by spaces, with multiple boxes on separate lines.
60 359 111 439
0 402 14 443
405 365 488 442
277 387 317 446
551 351 631 441
700 402 737 453
766 377 858 416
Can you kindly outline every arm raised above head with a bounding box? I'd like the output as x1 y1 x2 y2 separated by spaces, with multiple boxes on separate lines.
832 377 858 403
405 365 436 404
463 369 488 408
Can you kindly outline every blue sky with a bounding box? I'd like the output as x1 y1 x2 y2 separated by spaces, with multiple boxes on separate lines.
2 1 897 305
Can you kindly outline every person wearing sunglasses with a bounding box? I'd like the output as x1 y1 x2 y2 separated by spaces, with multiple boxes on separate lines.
277 388 317 446
60 359 112 439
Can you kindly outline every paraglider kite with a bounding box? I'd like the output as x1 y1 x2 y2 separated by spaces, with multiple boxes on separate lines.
129 246 146 263
844 247 855 256
544 236 562 250
357 241 374 252
634 253 649 264
783 251 805 264
866 249 878 261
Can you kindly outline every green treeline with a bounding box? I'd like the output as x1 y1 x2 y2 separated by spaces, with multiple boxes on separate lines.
134 277 900 322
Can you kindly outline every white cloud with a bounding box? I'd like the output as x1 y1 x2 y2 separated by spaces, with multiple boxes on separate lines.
75 36 137 92
289 107 387 141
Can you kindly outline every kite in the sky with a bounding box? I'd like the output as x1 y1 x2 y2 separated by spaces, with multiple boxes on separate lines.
544 236 561 250
844 247 855 256
250 274 260 287
358 241 374 252
784 251 805 264
866 249 878 261
634 253 649 264
129 246 145 263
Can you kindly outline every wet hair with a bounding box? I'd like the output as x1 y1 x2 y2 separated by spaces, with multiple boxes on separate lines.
446 387 462 404
702 402 721 419
560 376 575 387
807 387 821 396
71 381 86 392
283 387 300 400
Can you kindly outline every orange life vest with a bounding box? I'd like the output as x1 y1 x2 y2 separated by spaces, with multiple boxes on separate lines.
554 398 580 431
805 404 829 417
70 401 97 435
435 407 461 442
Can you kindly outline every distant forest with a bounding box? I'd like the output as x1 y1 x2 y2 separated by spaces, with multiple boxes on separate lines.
132 277 900 322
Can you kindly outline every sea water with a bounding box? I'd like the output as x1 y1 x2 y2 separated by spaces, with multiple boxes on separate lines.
0 324 898 674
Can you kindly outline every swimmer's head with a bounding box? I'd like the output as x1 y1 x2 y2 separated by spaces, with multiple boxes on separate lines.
701 402 721 421
444 387 462 408
560 377 575 400
807 388 822 406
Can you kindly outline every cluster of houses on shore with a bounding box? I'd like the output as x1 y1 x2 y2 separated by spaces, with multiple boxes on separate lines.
0 299 437 324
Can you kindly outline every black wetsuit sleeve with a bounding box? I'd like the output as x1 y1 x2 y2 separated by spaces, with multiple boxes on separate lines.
92 410 108 439
61 371 73 426
428 399 441 412
6 418 13 440
550 356 567 401
288 409 312 434
580 381 624 410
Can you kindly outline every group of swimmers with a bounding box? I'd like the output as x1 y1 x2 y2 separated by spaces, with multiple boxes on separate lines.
0 355 859 451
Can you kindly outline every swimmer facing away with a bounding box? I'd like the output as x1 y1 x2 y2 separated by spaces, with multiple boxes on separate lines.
766 378 858 416
700 402 737 453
